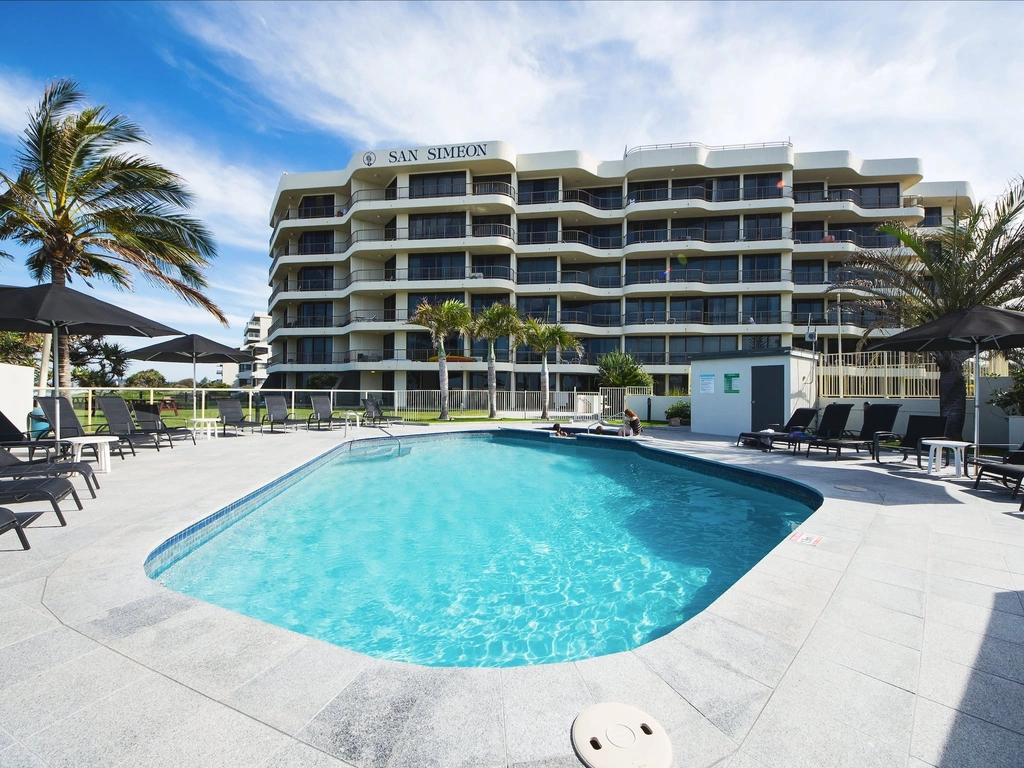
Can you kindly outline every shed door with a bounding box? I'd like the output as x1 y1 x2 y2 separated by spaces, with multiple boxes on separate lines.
751 365 785 431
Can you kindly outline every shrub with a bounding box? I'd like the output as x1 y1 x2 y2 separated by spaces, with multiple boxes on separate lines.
596 350 654 388
304 373 339 389
665 399 691 421
989 367 1024 416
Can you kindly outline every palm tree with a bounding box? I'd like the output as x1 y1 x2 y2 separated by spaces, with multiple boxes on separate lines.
835 178 1024 438
596 349 654 388
0 79 225 384
472 302 523 418
408 298 472 420
521 318 582 419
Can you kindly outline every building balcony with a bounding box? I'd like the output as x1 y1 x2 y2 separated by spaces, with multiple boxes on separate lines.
516 227 793 253
794 190 923 210
271 266 516 301
517 185 794 212
791 229 900 249
268 348 512 367
267 309 411 337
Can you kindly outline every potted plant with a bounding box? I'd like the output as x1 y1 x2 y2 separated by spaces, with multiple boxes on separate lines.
989 367 1024 445
665 399 691 427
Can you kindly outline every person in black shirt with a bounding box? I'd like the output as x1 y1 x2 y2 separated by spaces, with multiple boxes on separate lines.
619 408 643 436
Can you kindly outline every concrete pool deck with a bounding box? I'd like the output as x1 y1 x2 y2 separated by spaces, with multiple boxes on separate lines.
1 424 1023 767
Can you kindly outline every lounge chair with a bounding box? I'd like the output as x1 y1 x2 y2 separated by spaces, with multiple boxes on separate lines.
262 395 305 432
214 399 261 436
307 395 340 430
133 405 196 446
0 508 31 550
34 397 100 461
0 477 83 526
971 442 1024 498
785 403 854 454
96 396 167 454
0 409 53 461
805 403 902 460
0 447 99 498
362 398 403 427
737 407 818 452
873 415 948 468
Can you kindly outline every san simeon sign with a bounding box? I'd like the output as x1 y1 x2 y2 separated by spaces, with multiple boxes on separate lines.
362 143 489 167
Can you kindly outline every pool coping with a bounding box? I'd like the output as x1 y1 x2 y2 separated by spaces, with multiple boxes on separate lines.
2 423 1023 767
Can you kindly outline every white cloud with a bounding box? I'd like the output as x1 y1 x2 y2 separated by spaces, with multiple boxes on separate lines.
0 70 36 139
173 1 1024 201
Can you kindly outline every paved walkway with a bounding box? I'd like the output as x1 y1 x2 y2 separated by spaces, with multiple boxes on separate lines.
1 424 1022 767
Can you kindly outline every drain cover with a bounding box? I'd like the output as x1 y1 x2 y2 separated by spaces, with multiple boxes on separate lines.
571 703 672 768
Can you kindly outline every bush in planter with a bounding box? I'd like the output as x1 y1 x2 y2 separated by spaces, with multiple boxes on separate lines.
665 399 691 425
989 367 1024 416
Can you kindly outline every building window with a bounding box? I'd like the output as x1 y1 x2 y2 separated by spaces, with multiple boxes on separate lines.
626 219 669 244
624 336 666 364
921 207 942 227
625 298 666 324
561 300 621 327
514 372 555 391
408 212 466 239
579 338 620 365
743 295 781 324
471 336 509 362
672 178 711 201
516 295 556 320
565 186 622 209
830 183 900 209
793 182 825 203
472 255 511 279
296 337 333 364
297 265 334 291
624 258 666 285
297 194 334 218
743 173 784 200
793 299 826 325
297 302 333 328
409 172 466 199
517 218 558 245
518 178 559 204
565 224 622 248
743 214 782 241
793 260 825 285
298 231 334 255
668 335 738 363
678 256 739 284
743 335 782 350
668 373 689 394
670 296 738 324
742 253 781 281
560 373 599 391
471 293 511 313
472 214 511 238
408 252 465 280
626 179 669 203
516 257 557 285
470 371 510 389
408 292 465 314
562 263 620 288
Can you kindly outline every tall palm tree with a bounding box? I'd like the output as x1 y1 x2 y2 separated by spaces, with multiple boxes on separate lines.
0 79 225 384
522 318 581 420
472 302 523 418
835 178 1024 438
408 298 472 420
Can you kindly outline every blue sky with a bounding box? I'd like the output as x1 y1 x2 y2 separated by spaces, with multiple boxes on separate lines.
1 1 1023 378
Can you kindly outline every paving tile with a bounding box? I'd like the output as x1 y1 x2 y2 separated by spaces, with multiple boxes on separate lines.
261 741 358 768
930 542 1009 570
771 541 851 572
926 574 1024 615
225 639 368 735
0 742 48 767
706 588 821 648
802 617 920 691
632 634 771 742
851 543 928 572
932 532 1004 555
751 555 843 591
817 594 924 649
846 559 928 591
925 594 1024 645
0 647 149 737
0 726 13 751
928 557 1017 590
500 663 593 766
833 573 926 617
998 542 1024 575
742 694 907 768
769 652 916 752
922 621 1024 685
76 591 199 642
575 650 737 767
918 654 1024 736
0 626 100 691
729 569 833 613
0 603 59 649
911 697 1024 768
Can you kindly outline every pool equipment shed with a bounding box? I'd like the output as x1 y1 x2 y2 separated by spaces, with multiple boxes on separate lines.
689 348 818 438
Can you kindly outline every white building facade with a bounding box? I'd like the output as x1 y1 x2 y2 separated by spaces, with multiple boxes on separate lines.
223 312 271 388
266 140 973 394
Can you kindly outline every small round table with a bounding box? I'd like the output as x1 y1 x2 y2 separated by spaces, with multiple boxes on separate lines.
189 417 220 440
922 439 973 478
60 436 121 474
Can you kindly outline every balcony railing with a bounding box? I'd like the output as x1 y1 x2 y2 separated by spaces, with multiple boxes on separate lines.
273 225 516 259
269 309 411 335
624 268 791 285
518 185 794 211
516 227 792 248
347 181 516 205
792 229 900 248
271 266 516 300
793 189 923 209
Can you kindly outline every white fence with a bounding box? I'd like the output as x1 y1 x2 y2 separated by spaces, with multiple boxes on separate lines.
816 352 1007 399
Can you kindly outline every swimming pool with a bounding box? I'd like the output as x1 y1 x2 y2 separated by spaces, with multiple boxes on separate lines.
151 432 819 667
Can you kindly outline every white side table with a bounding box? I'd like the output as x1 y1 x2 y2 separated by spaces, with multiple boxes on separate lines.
61 436 121 474
189 417 220 440
922 439 972 477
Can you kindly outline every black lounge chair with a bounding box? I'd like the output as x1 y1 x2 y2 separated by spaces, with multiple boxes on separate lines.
307 395 340 430
362 398 403 427
0 410 53 460
96 396 167 454
873 415 948 468
971 442 1024 498
0 508 31 550
785 403 854 454
35 397 100 461
0 447 99 498
0 477 83 526
262 395 305 432
133 405 196 446
805 403 902 460
214 399 260 436
737 407 818 451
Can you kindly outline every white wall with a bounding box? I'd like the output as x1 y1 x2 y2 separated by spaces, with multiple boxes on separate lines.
0 363 35 430
690 350 818 438
625 395 688 422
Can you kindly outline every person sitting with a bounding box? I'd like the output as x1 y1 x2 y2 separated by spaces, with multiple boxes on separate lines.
594 425 605 435
552 423 568 437
618 408 643 437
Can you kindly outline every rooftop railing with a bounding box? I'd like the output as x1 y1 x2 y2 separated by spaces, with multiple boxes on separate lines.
624 141 792 155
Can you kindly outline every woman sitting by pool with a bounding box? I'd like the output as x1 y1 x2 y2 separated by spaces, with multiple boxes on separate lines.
618 408 643 437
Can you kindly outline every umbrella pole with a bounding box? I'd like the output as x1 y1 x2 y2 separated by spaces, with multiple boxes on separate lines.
53 326 61 449
193 358 199 420
974 341 981 462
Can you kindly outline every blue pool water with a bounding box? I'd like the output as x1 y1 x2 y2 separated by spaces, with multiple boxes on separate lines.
157 434 816 667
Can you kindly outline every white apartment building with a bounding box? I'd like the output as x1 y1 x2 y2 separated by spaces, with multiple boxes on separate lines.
232 311 271 388
265 140 973 394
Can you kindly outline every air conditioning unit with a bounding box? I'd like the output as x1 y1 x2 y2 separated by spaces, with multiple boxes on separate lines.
805 330 818 344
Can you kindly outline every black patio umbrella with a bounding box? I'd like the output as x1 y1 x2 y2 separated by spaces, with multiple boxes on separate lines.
0 283 181 439
127 334 255 414
868 305 1024 450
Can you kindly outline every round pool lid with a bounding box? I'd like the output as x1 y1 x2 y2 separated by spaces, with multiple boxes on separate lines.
571 702 672 768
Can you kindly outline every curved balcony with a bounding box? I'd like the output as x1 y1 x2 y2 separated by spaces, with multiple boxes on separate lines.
791 229 900 250
794 189 923 210
623 268 792 288
268 348 509 367
515 227 793 255
271 266 516 302
268 309 412 338
517 185 794 213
